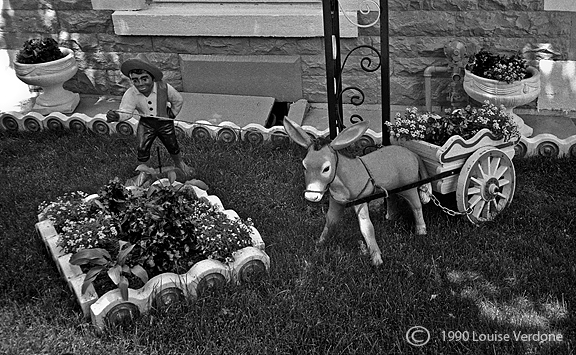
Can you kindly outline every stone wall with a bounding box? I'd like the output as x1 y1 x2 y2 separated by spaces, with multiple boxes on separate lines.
1 0 574 108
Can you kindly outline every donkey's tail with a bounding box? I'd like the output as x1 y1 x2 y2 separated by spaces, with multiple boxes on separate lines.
416 156 432 204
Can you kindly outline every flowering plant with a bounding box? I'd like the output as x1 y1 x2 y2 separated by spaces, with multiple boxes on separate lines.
16 38 65 64
467 48 528 84
39 178 254 296
386 101 520 146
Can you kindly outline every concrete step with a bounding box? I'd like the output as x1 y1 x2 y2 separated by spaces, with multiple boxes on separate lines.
74 93 275 127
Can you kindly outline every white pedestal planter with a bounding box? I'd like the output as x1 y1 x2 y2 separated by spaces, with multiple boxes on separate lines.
14 47 80 115
463 67 541 138
36 184 269 331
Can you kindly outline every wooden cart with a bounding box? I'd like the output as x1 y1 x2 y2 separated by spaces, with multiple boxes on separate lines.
347 128 517 224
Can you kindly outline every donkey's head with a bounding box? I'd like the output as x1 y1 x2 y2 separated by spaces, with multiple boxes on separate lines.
283 118 370 202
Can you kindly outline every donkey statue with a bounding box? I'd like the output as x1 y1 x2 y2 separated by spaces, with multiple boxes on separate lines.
284 118 431 266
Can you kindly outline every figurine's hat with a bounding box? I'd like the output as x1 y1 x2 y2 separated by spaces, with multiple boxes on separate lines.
121 54 163 81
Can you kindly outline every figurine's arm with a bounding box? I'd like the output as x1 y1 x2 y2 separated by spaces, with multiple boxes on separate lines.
167 84 184 117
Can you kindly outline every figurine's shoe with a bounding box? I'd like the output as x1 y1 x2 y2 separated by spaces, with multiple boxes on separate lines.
177 162 196 179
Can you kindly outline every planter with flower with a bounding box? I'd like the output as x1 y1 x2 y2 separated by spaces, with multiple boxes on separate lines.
35 177 269 331
14 38 80 115
387 101 519 223
463 48 540 137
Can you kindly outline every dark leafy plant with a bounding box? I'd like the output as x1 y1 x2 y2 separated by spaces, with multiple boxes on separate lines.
16 38 66 64
69 240 148 301
467 48 529 84
49 178 254 295
126 164 209 192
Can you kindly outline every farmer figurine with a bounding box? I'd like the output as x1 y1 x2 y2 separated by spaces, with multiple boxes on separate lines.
106 54 194 178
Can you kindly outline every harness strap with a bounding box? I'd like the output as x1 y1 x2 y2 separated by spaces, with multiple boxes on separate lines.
357 156 388 199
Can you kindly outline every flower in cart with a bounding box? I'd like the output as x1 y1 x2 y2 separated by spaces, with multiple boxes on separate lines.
386 101 520 146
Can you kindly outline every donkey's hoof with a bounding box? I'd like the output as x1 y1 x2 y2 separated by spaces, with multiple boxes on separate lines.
371 253 383 266
415 225 427 235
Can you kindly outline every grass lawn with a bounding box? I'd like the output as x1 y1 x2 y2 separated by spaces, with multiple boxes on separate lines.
0 129 574 355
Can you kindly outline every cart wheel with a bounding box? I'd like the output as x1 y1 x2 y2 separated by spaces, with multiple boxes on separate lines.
456 147 515 224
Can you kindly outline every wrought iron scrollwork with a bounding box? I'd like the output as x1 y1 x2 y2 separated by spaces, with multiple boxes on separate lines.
322 0 389 143
337 45 382 127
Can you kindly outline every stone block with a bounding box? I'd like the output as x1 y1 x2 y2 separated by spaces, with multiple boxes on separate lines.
58 10 113 33
65 33 100 53
388 0 478 11
175 92 275 127
389 11 456 37
390 37 453 58
300 55 326 76
455 11 570 38
55 0 95 10
198 38 250 55
302 76 328 103
180 54 303 102
479 0 542 11
98 34 153 52
111 3 358 38
91 0 147 10
152 37 200 55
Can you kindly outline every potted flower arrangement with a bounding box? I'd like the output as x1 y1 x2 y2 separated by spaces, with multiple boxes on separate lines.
463 48 540 137
36 176 269 330
14 38 80 115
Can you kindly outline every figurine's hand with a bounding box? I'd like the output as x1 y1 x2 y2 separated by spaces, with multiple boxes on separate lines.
106 110 120 122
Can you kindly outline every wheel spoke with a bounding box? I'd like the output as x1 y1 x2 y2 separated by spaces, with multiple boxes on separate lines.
478 163 487 180
471 177 483 186
490 156 501 177
473 199 486 219
498 178 510 187
468 194 482 208
495 165 509 179
496 191 508 199
467 187 481 195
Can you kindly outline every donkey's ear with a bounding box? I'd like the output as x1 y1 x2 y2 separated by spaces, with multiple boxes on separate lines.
330 121 370 150
283 117 313 148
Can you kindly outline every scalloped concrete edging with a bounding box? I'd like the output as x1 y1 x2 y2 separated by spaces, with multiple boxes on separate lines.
2 110 575 158
35 183 270 331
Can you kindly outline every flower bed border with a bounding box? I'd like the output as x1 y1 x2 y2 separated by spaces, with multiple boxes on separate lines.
1 110 575 158
36 184 269 331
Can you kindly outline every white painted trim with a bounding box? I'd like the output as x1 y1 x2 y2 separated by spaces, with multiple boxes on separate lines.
112 3 358 37
91 0 147 10
544 0 576 11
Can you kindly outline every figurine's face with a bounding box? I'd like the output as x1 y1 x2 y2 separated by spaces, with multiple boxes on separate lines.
129 72 154 96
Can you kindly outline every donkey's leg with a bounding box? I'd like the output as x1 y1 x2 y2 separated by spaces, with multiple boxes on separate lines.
318 197 345 245
353 203 383 266
399 189 427 235
385 194 401 221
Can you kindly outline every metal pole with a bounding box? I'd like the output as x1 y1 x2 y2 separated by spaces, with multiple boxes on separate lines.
380 0 390 145
321 0 341 139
